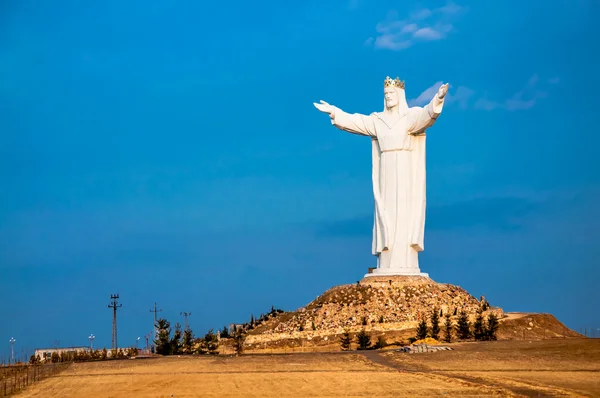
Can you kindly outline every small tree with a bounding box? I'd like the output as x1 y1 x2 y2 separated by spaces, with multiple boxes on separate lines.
443 312 453 343
339 330 352 351
430 308 440 340
311 321 316 331
356 329 371 350
373 336 387 349
221 325 230 339
379 315 384 323
232 329 246 355
473 310 485 341
182 328 194 354
416 318 428 340
101 348 108 360
155 318 172 355
456 310 471 340
485 313 499 341
171 322 183 355
361 316 368 326
200 329 219 355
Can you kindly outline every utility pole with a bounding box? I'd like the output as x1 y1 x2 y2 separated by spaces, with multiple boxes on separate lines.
150 302 162 339
88 334 95 351
9 338 15 364
144 332 152 353
108 294 122 350
180 312 192 331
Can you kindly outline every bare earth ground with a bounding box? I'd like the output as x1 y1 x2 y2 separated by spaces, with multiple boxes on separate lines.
383 338 600 397
17 339 600 397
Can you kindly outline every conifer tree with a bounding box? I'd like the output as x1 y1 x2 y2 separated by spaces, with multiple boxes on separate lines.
171 322 183 355
201 329 219 355
220 325 230 339
430 308 440 340
373 336 387 349
473 310 485 341
485 312 499 341
155 318 172 355
456 310 471 340
416 318 428 340
232 329 246 355
339 330 352 351
443 312 453 343
356 329 371 350
182 328 194 354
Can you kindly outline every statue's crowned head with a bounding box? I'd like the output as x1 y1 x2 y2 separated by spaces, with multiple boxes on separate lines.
383 76 408 114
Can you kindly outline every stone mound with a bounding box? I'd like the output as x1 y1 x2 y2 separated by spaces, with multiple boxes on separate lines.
251 276 502 337
497 313 583 340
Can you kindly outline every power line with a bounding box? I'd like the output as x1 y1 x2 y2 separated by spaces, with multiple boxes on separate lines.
180 312 192 331
108 294 122 350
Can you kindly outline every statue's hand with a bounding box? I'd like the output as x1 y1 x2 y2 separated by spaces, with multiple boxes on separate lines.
437 83 449 99
313 100 334 115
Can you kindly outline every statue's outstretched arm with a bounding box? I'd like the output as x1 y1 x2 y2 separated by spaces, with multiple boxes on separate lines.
314 100 376 137
330 107 377 137
409 94 445 134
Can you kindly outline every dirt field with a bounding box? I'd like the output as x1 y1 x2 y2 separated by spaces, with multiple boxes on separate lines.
16 339 600 397
384 338 600 396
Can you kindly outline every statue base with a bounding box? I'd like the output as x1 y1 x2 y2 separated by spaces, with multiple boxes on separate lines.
363 268 429 279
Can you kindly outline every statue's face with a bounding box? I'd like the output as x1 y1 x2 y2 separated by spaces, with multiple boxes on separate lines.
384 87 399 108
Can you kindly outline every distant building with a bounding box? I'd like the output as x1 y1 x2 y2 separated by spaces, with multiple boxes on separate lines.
33 346 129 361
34 347 89 361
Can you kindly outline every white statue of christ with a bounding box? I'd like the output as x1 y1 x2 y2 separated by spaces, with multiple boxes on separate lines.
314 77 448 277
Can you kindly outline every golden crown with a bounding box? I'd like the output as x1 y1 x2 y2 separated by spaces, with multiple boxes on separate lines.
384 76 405 89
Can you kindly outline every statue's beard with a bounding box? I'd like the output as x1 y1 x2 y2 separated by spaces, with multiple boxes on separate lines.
383 87 409 114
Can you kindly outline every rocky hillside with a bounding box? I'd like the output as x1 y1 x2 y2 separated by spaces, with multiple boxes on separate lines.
246 276 503 346
497 313 582 340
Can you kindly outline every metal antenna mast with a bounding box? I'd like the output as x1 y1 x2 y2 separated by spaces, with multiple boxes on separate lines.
180 312 192 331
108 294 122 350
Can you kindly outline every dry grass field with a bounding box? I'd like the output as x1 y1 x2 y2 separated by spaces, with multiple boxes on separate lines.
16 338 600 397
384 338 600 396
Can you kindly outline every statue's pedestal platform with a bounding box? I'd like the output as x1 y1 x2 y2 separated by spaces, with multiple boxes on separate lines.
364 268 429 279
359 274 432 286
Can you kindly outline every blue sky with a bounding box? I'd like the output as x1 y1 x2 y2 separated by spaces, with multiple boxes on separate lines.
1 0 599 358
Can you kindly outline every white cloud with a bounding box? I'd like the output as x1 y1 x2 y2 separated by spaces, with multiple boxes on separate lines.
473 74 550 112
407 74 552 111
408 83 474 109
413 27 444 40
410 8 432 20
447 86 475 109
437 2 464 15
474 97 501 111
368 2 465 51
408 81 443 106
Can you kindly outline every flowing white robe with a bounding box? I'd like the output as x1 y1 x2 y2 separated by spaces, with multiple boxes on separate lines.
330 95 444 273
